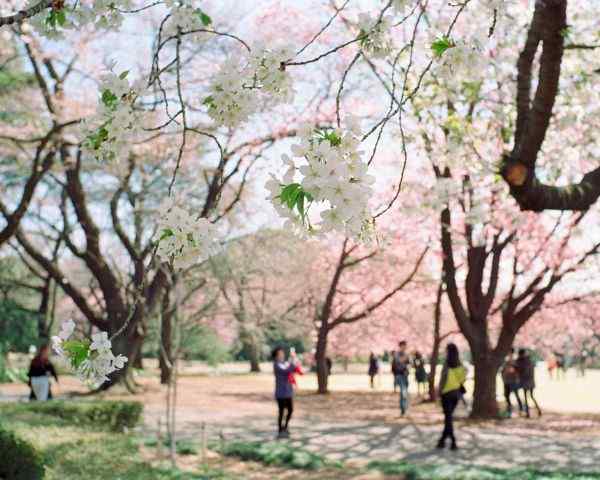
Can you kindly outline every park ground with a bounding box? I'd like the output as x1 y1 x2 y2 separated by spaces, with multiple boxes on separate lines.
2 361 600 479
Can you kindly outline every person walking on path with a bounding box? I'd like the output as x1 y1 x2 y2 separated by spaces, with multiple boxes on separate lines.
437 343 467 451
27 344 58 401
501 348 523 417
272 346 298 438
368 352 380 389
413 351 428 398
516 348 542 418
394 341 410 415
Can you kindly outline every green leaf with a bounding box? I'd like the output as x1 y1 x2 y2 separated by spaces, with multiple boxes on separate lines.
315 129 342 147
198 10 212 26
101 89 118 110
279 183 300 205
431 36 454 57
296 192 305 218
118 70 130 80
56 9 66 27
62 340 91 369
559 26 572 39
159 228 174 240
87 126 110 151
203 95 215 107
44 9 67 29
45 11 57 28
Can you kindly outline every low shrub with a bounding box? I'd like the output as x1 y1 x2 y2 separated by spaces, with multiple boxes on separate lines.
0 425 45 480
217 440 339 470
13 400 142 432
142 437 198 455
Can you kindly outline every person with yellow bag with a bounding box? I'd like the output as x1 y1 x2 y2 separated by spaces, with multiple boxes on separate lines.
436 343 467 451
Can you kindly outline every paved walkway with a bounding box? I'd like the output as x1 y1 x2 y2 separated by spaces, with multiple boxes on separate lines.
196 415 600 473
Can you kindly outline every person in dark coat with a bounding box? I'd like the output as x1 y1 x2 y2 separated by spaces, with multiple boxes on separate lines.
272 346 298 438
28 345 58 401
368 352 380 388
413 351 428 398
501 348 523 417
516 348 542 418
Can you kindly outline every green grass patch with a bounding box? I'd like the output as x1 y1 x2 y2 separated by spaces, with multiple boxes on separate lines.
142 437 199 455
216 439 341 470
368 460 600 480
0 399 142 432
0 402 225 480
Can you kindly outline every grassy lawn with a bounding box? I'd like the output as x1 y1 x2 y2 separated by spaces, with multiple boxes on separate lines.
0 403 229 480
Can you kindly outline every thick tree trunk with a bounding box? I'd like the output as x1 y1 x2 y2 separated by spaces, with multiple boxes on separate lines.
315 326 329 394
470 352 501 418
133 349 144 370
99 329 144 390
239 329 261 373
245 338 261 373
248 348 261 373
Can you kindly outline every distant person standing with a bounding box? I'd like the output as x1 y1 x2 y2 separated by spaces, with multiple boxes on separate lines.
555 351 566 380
394 341 410 415
516 348 542 418
28 345 58 401
577 352 587 377
272 346 298 438
413 351 428 398
368 352 380 389
501 348 523 417
390 350 398 392
437 343 466 451
546 354 557 380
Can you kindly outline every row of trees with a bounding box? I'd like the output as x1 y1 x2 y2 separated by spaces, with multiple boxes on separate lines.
1 0 599 418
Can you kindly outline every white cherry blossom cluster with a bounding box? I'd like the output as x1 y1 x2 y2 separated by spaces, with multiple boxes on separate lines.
248 45 295 103
27 0 132 38
266 118 376 240
82 71 143 163
205 56 260 128
205 46 294 128
357 13 394 59
156 201 221 270
162 0 212 38
51 320 128 387
436 39 488 82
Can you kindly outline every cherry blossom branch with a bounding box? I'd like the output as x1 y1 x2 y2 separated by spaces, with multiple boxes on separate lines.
0 0 52 27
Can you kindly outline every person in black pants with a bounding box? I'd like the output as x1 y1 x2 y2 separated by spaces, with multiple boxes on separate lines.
516 348 542 418
437 343 467 450
368 352 380 389
272 346 297 438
